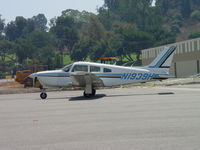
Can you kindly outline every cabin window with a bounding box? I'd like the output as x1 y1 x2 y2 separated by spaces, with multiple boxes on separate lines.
62 64 72 72
72 65 88 72
103 68 112 73
90 66 101 72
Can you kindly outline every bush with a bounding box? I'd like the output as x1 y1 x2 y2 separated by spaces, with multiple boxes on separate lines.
191 10 200 21
188 31 200 39
172 13 183 21
171 19 182 27
171 24 180 33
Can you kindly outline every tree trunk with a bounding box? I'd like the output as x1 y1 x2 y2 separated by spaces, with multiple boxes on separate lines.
136 53 140 62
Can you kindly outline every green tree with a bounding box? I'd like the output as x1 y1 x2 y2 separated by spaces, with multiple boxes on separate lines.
71 40 94 61
112 22 154 61
97 7 112 30
50 16 79 50
82 15 106 41
50 16 79 66
181 0 191 18
15 39 35 64
103 0 154 30
104 31 121 57
0 15 5 40
32 14 48 31
0 40 15 72
61 9 92 24
121 28 154 61
156 0 193 19
0 15 5 35
15 31 56 65
155 0 170 15
191 10 200 21
188 31 200 39
5 17 35 41
149 27 176 46
90 40 108 61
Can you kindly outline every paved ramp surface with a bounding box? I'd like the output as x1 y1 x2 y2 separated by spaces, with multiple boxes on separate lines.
0 86 200 150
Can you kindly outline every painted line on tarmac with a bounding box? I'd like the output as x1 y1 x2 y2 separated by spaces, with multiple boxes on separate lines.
154 86 200 91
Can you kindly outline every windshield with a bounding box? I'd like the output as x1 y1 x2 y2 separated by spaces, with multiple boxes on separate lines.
72 65 88 72
62 64 72 72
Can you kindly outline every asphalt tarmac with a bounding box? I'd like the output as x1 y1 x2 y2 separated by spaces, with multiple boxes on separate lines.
0 85 200 150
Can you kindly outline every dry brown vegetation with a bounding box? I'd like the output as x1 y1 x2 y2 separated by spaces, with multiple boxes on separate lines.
0 81 40 94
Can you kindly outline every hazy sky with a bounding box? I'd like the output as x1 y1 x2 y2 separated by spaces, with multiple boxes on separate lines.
0 0 104 23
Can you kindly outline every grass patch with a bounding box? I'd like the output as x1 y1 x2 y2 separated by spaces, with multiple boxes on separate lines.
63 55 73 65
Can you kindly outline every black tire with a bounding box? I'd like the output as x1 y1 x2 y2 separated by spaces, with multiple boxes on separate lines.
83 91 91 98
40 93 47 99
83 89 96 98
92 89 96 96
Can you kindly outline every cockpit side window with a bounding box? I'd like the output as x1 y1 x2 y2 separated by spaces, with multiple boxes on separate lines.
103 68 112 73
90 66 101 72
72 65 88 72
62 64 72 72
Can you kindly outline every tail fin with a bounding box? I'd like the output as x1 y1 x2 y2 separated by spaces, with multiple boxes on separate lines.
144 46 176 76
147 46 176 69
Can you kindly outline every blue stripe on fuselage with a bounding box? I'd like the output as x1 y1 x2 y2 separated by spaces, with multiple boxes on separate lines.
37 72 70 77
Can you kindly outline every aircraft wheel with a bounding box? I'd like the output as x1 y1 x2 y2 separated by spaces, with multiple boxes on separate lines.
40 93 47 99
83 91 91 98
91 89 96 96
83 89 96 98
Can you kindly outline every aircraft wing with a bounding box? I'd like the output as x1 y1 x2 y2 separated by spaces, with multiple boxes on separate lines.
70 72 104 87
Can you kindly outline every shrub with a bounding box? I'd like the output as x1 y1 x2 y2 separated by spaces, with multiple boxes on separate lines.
188 31 200 39
191 10 200 21
171 24 180 33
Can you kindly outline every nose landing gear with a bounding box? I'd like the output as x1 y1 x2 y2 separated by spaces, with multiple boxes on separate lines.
40 89 47 99
40 92 47 99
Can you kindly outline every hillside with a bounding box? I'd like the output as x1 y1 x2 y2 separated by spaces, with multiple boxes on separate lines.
156 0 200 42
176 20 200 42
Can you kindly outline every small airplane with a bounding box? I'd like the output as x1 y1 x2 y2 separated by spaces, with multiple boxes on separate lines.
29 46 176 99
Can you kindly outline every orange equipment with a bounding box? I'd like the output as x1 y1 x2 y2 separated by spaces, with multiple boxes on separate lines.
100 57 118 64
15 61 41 85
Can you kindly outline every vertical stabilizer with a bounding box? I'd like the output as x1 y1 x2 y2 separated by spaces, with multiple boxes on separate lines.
148 46 176 68
145 46 176 75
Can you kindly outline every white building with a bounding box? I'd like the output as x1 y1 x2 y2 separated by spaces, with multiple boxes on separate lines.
142 38 200 77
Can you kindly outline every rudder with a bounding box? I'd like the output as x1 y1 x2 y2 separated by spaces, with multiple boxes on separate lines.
147 46 176 69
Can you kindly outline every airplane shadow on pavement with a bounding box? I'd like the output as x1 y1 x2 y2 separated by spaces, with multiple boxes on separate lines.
69 92 174 101
40 92 174 101
69 94 106 101
105 92 174 98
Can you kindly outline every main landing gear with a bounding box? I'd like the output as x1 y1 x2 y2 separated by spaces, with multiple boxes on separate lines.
83 89 96 98
39 88 96 99
40 89 47 99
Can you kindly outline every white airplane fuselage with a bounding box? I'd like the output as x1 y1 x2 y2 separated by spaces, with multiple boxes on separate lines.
31 62 160 88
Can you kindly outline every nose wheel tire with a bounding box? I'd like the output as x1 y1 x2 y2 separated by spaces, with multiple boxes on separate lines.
40 93 47 99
